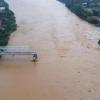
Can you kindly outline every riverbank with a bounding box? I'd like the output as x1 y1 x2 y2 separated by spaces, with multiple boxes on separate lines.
59 0 100 26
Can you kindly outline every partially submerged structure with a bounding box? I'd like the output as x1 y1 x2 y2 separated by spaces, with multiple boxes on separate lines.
0 46 38 62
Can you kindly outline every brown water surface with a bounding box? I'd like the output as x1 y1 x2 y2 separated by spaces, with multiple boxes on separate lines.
0 0 100 100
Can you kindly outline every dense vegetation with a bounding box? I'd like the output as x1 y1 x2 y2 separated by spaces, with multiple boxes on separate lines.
0 0 16 46
59 0 100 26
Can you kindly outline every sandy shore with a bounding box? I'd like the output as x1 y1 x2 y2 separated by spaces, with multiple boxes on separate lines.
0 0 100 100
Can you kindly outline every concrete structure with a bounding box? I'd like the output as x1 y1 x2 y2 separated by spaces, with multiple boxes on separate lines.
0 46 38 62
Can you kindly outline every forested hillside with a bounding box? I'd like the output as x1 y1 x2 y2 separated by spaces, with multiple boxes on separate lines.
0 0 16 46
59 0 100 26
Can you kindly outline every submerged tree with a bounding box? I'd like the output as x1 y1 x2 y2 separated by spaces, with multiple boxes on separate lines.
0 0 17 46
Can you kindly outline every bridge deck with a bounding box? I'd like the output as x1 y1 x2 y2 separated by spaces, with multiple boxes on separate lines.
0 52 36 55
0 46 38 61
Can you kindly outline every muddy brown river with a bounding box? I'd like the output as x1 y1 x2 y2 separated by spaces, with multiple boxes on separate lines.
0 0 100 100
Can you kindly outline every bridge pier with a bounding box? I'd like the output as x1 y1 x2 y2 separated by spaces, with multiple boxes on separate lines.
32 54 38 62
0 55 2 59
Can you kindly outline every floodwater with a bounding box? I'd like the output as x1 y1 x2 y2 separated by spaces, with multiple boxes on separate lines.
0 0 100 100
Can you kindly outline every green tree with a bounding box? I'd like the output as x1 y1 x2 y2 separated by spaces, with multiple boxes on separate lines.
0 0 17 46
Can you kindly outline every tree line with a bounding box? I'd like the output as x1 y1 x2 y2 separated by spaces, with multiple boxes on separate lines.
58 0 100 26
